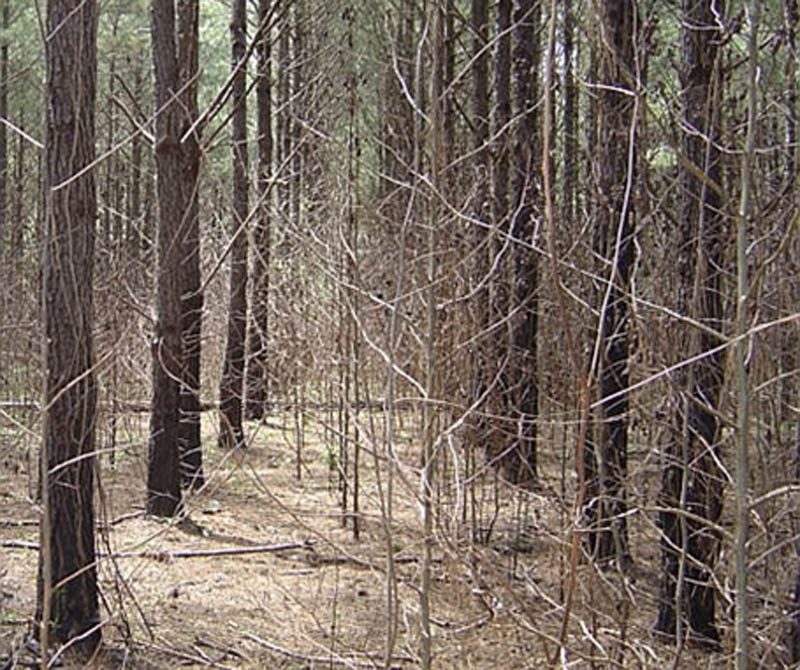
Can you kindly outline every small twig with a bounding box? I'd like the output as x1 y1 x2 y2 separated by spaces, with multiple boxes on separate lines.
104 510 146 528
0 540 38 550
132 641 233 669
0 520 38 528
243 632 412 668
194 637 248 661
0 511 148 531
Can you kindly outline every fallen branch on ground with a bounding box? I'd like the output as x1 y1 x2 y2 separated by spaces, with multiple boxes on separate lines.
0 520 37 528
0 510 144 531
0 540 314 560
243 632 414 668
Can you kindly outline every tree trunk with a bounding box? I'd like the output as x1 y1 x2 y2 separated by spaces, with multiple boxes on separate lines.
177 0 204 488
487 0 514 480
148 0 190 515
37 0 101 655
126 58 145 258
11 109 23 265
561 0 575 227
655 0 726 646
787 0 798 187
219 0 249 449
469 0 490 483
502 0 540 488
584 0 637 566
245 0 273 422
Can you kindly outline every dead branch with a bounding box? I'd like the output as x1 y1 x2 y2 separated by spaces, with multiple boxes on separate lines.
243 632 413 668
0 520 38 528
0 540 314 560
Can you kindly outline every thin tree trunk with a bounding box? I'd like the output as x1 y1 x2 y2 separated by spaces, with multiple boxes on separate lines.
505 0 540 488
245 0 273 421
489 0 512 476
562 0 575 227
37 0 101 656
734 3 757 666
470 0 490 512
127 59 144 258
219 0 250 449
788 3 800 661
11 109 23 265
421 9 444 666
788 0 798 187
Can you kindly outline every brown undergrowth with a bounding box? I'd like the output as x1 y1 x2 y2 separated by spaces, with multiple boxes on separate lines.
0 410 755 668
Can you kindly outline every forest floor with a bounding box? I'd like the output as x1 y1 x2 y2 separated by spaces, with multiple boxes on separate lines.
0 409 758 668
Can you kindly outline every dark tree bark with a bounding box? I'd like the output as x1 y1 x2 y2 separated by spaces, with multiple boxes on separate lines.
126 59 145 258
36 0 101 655
176 0 204 488
486 0 513 477
469 0 490 459
655 0 726 646
219 0 249 449
148 0 193 515
492 0 511 233
787 0 797 186
562 0 575 227
443 0 455 153
788 2 800 660
245 0 273 422
502 0 541 487
583 0 637 566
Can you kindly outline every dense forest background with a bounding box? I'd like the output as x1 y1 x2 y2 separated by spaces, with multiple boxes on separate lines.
1 0 799 668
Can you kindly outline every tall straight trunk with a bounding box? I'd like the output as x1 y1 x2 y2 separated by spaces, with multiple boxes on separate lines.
788 2 800 662
733 4 757 666
787 0 798 186
11 111 23 264
148 0 193 515
277 7 290 254
472 0 489 208
656 0 726 646
37 0 100 656
562 0 575 227
492 0 511 233
104 17 119 251
782 1 800 665
245 0 273 421
443 0 455 153
177 0 204 488
487 0 512 476
584 0 637 565
504 0 540 487
219 0 250 449
127 59 145 258
470 0 490 481
421 9 444 667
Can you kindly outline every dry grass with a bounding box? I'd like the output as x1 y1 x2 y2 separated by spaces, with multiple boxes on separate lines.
0 409 785 668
